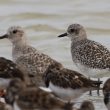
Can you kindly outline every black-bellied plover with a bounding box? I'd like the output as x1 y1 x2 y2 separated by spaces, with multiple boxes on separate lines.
58 23 110 77
43 64 102 101
5 79 73 110
0 26 63 87
103 78 110 110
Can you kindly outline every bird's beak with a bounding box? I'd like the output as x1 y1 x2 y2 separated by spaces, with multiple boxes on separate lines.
0 34 8 39
58 33 68 38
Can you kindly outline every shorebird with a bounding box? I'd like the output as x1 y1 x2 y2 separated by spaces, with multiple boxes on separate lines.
0 26 102 99
5 79 73 110
0 57 31 97
103 78 110 110
43 64 102 101
58 23 110 77
0 26 63 87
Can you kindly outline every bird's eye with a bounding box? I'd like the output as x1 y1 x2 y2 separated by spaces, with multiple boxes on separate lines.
70 29 75 33
13 30 17 34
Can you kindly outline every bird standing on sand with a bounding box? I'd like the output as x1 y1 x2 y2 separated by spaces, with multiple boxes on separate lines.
58 23 110 77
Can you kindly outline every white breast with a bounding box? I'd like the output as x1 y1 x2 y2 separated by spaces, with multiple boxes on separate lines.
75 62 109 78
49 82 87 101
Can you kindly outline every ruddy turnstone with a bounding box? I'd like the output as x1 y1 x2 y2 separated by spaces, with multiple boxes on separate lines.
43 64 102 101
103 78 110 110
0 57 24 81
58 23 110 77
0 57 31 97
0 26 63 87
5 79 73 110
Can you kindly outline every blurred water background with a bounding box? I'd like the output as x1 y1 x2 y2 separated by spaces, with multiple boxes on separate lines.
0 0 110 109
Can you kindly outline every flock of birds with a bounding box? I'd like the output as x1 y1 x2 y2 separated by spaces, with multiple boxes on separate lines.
0 23 109 110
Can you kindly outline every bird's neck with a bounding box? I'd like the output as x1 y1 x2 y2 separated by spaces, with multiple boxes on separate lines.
13 37 28 49
71 34 87 43
12 37 28 62
71 36 87 49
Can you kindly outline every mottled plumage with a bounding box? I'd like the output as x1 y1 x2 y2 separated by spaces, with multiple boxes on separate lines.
0 57 30 96
0 26 63 86
58 23 110 77
44 64 102 100
5 79 73 110
0 57 24 81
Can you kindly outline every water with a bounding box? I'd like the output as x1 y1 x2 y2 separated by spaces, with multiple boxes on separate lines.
0 0 110 109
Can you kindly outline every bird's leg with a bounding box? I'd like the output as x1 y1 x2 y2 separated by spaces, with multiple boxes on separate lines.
89 77 92 96
97 78 100 96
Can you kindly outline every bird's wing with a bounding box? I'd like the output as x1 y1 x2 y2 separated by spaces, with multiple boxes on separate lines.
15 52 62 86
17 88 55 109
73 40 110 69
15 52 55 76
17 89 40 108
44 67 100 89
0 57 24 81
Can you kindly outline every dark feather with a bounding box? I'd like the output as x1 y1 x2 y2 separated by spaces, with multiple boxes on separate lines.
44 64 102 89
0 57 24 81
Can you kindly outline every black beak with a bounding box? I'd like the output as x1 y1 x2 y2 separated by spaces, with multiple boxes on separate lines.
0 34 8 39
58 33 68 38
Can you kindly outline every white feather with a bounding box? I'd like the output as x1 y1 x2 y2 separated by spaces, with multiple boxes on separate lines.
49 82 87 100
75 63 109 78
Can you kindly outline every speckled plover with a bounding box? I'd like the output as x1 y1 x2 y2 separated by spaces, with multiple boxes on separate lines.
58 23 110 77
43 64 102 101
5 79 73 110
0 26 63 87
